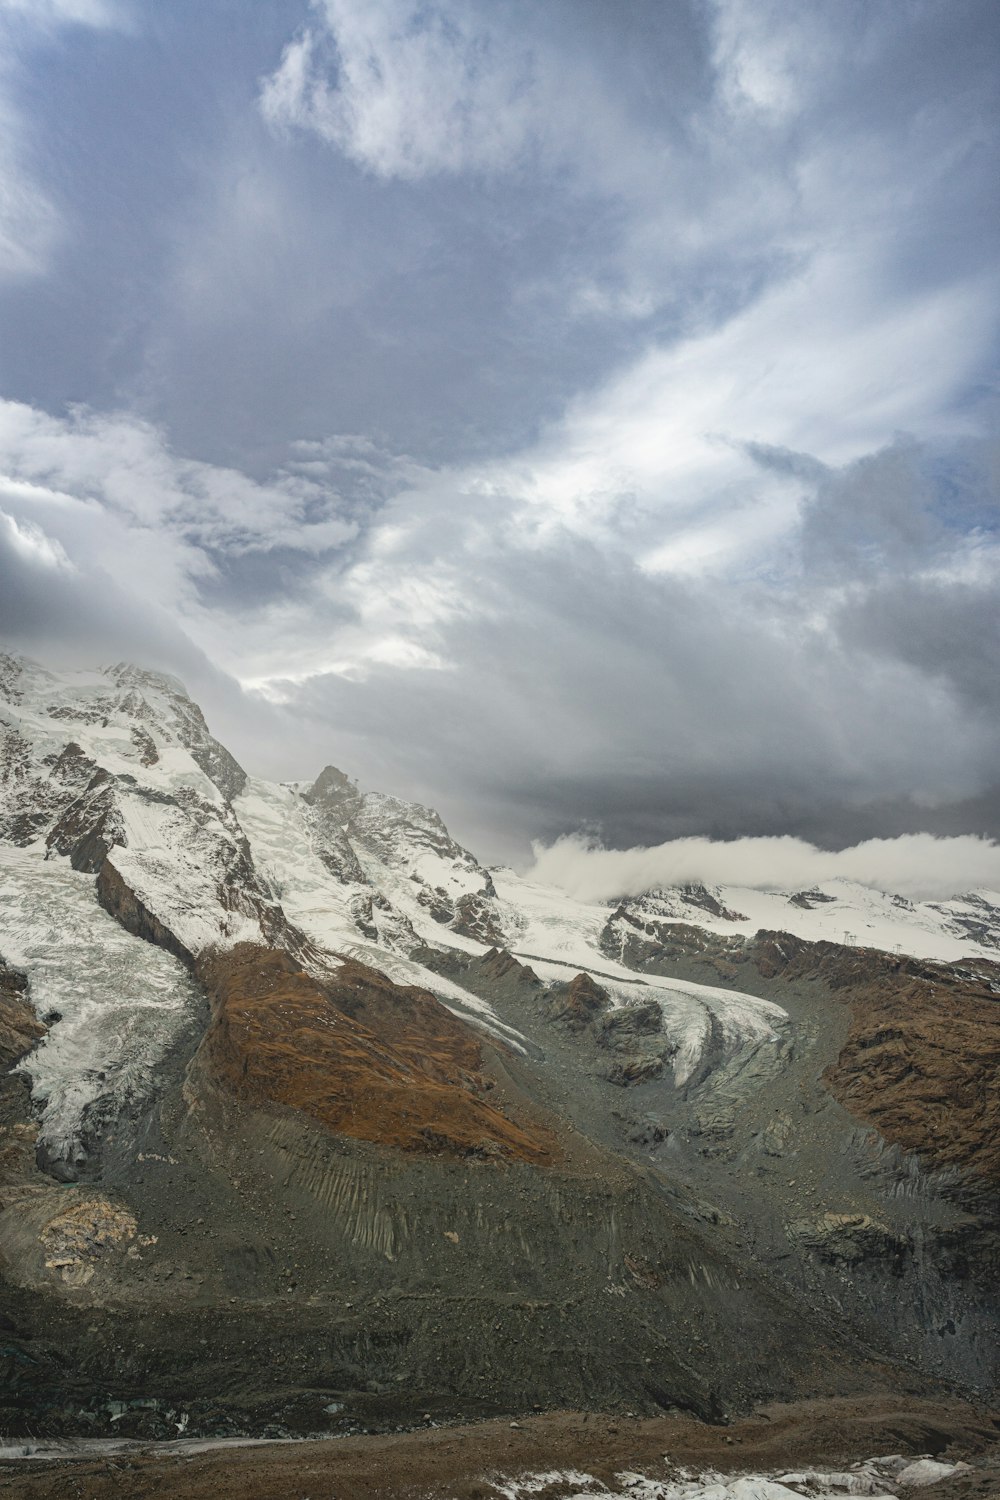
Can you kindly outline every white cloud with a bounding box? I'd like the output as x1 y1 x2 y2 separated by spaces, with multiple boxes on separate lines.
0 386 995 860
450 245 998 589
261 0 544 179
0 399 363 686
0 399 357 561
530 831 1000 903
2 0 997 856
0 508 74 569
708 0 822 119
258 0 663 198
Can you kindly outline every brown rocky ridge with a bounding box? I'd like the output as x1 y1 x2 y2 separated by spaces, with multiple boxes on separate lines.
752 934 1000 1188
0 959 46 1187
546 971 610 1031
196 942 555 1163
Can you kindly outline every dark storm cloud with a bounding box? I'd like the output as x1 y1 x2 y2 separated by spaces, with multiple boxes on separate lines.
841 579 1000 717
0 504 206 677
0 0 997 866
267 478 999 860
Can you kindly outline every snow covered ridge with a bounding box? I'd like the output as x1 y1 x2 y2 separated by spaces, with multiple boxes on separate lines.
598 881 1000 965
530 832 1000 961
530 829 1000 905
0 656 535 1159
3 654 997 973
0 653 279 958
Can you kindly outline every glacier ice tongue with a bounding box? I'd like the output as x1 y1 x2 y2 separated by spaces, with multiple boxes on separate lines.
0 846 199 1167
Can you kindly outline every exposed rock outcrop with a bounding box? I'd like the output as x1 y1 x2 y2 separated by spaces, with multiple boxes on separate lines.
0 958 44 1071
789 888 837 909
451 887 507 945
601 908 747 980
196 944 554 1163
45 766 124 873
0 959 45 1189
750 933 1000 1188
546 972 610 1031
787 1211 909 1272
594 999 663 1047
604 1054 665 1085
96 858 195 968
677 884 748 922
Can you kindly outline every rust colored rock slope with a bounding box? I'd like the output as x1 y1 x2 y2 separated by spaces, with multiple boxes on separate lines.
0 959 44 1072
196 944 554 1163
754 934 1000 1187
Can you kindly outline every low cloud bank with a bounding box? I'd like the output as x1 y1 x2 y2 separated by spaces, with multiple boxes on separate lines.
528 832 1000 904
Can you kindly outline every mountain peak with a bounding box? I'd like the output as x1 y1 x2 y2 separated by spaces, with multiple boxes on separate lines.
105 661 193 701
304 764 359 806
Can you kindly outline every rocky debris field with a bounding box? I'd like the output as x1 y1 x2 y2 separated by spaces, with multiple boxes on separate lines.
0 1397 998 1499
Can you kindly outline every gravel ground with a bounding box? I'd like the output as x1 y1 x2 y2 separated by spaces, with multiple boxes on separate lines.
0 1396 997 1499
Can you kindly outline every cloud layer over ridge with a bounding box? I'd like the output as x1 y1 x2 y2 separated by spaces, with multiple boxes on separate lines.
530 832 1000 905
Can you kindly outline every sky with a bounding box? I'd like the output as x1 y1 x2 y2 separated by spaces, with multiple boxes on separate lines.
0 0 997 867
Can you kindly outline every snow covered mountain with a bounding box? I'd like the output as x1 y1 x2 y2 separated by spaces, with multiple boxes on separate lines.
2 653 997 1169
1 652 999 1441
0 655 779 1154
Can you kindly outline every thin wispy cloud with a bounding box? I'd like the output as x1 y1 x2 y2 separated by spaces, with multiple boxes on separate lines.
0 0 123 279
0 62 59 279
0 2 121 21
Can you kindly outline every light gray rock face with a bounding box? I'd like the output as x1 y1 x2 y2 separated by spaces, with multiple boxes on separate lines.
787 1212 910 1270
895 1457 973 1487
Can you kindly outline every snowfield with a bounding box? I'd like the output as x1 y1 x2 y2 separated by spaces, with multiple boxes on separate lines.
484 1452 972 1497
0 844 199 1164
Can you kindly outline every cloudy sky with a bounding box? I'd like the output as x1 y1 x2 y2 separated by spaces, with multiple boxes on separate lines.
0 0 997 864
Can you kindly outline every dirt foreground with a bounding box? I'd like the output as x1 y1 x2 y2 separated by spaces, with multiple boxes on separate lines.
1 1396 998 1499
